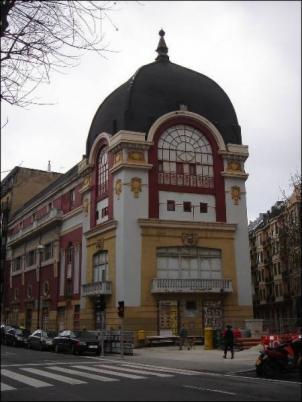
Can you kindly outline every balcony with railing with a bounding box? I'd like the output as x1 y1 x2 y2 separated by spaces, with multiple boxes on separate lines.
151 278 233 293
7 208 63 246
82 281 112 296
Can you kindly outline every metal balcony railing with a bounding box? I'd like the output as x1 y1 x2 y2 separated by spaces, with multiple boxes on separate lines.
151 278 233 293
7 208 63 245
82 281 112 296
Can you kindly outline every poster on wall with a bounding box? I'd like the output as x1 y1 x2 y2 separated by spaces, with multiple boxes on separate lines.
203 300 223 329
159 300 178 335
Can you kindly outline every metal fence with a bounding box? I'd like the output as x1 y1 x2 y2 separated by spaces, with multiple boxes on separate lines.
262 317 301 334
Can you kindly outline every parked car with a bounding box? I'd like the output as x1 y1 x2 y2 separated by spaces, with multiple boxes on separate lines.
1 324 21 345
27 329 57 351
4 327 30 347
52 330 101 355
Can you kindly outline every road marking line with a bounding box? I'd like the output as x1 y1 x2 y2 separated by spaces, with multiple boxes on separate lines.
1 369 52 388
47 366 118 382
1 382 16 391
98 364 173 378
120 362 201 375
21 368 87 385
72 365 146 380
183 384 236 395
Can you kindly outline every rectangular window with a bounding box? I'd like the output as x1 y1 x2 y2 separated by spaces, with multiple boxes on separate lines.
73 305 80 330
27 250 36 266
13 256 21 272
69 189 75 208
183 202 192 212
200 202 208 213
93 251 108 283
167 200 175 211
44 243 53 261
101 207 108 217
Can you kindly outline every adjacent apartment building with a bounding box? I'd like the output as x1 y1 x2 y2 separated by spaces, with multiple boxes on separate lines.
3 31 254 338
249 184 301 333
1 167 61 315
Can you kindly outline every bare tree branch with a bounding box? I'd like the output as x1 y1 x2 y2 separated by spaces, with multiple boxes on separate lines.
1 0 119 106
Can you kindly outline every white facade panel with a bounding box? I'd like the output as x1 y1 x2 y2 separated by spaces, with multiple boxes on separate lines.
225 177 252 306
113 168 148 306
96 198 109 224
159 191 216 222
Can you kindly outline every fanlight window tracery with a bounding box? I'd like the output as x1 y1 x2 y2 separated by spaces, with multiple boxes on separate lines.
97 146 108 198
157 125 214 188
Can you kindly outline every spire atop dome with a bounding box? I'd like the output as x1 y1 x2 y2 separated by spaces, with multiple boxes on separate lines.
155 29 169 62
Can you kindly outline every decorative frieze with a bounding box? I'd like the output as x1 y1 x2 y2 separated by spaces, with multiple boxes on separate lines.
227 160 242 172
127 150 145 163
181 232 198 246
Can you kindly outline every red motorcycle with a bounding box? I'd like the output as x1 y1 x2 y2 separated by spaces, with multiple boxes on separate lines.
256 338 302 378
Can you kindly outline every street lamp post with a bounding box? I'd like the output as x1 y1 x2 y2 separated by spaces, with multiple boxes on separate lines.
36 244 45 329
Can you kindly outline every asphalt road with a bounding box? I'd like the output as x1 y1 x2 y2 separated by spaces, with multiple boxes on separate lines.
1 345 301 401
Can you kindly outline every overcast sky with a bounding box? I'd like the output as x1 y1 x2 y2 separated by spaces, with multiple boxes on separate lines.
1 1 301 221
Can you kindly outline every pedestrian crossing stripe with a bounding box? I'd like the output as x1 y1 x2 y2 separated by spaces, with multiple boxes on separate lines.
99 364 173 377
1 361 202 392
1 369 52 388
21 368 87 385
47 366 118 382
120 362 201 375
72 365 146 380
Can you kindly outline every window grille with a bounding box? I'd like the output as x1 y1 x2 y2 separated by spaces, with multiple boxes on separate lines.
97 146 109 198
93 251 108 282
157 125 214 189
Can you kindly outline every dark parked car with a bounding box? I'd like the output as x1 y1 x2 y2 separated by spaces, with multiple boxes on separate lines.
27 329 57 351
1 325 22 345
4 327 30 347
53 330 101 355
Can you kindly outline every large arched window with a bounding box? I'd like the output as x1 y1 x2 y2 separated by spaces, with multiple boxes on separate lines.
97 146 108 198
157 125 214 188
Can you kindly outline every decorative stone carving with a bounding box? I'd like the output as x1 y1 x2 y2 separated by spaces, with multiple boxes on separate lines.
83 198 89 215
231 186 241 205
79 176 92 194
114 151 123 165
182 232 198 246
227 160 241 172
115 179 122 199
128 150 145 162
96 238 104 250
131 177 142 198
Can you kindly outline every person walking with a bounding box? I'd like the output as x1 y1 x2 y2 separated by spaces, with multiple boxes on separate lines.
179 324 188 350
223 324 234 359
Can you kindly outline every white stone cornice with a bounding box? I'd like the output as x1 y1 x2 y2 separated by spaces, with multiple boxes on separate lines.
110 162 153 174
221 172 249 181
138 218 237 232
89 132 112 164
147 110 227 151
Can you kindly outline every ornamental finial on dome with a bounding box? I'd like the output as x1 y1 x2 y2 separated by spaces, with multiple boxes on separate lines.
155 29 169 62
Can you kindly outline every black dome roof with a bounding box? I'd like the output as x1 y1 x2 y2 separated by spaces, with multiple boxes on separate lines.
86 33 241 155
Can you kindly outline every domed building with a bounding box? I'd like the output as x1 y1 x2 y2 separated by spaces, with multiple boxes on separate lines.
81 30 253 336
5 31 253 339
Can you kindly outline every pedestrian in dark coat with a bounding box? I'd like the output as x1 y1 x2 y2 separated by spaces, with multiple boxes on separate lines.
223 325 234 359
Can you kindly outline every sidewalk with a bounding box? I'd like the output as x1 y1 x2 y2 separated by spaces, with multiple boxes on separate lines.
127 344 263 374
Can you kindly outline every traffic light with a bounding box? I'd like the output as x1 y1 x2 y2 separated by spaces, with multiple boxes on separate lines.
95 295 106 311
117 301 124 318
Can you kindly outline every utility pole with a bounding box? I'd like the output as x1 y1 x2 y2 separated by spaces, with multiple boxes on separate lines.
118 301 125 358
